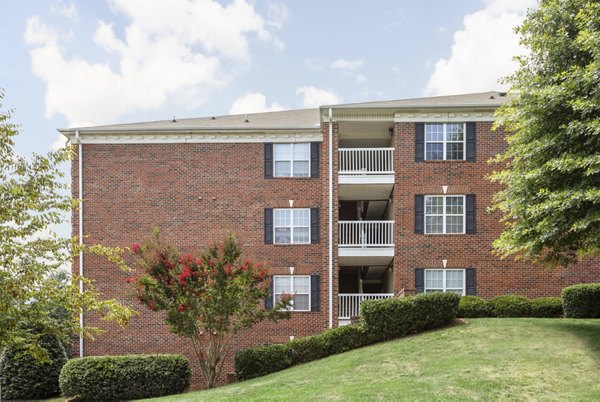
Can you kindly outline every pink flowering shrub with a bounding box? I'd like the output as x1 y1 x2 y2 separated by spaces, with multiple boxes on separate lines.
128 231 290 388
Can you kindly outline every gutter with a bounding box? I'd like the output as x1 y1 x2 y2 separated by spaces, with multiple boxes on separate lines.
76 130 84 357
328 108 333 329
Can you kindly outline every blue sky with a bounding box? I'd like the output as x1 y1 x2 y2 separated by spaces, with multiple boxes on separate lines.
1 0 536 159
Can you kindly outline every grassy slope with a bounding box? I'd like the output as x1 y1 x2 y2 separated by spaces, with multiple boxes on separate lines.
145 319 600 401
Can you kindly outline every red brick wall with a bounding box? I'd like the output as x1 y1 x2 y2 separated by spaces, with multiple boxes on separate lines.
393 121 600 297
72 141 330 388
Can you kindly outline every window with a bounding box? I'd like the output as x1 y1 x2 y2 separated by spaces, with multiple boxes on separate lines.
425 269 465 295
274 209 310 244
273 275 310 311
425 123 465 160
274 143 310 177
425 195 465 234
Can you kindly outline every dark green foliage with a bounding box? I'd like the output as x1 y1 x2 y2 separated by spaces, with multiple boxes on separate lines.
491 0 600 267
562 283 600 318
458 296 492 318
236 293 460 381
489 295 532 317
288 324 374 365
59 354 190 400
0 335 67 400
361 292 460 341
235 343 292 381
531 297 564 317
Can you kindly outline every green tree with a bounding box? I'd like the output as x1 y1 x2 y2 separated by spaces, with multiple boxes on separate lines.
131 231 291 388
491 0 600 267
0 89 135 361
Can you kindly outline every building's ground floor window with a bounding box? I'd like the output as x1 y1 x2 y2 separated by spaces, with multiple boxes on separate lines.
273 275 311 311
424 269 465 295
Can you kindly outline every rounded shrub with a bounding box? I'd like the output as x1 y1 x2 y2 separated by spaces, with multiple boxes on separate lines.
562 283 600 318
235 343 292 381
531 297 563 318
59 354 190 401
457 296 492 318
489 295 532 317
0 335 67 400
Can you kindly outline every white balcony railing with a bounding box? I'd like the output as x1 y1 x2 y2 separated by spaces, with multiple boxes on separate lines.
339 148 394 175
338 293 395 319
338 221 394 247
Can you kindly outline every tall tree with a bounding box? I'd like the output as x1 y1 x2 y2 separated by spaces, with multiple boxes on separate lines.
0 89 135 361
491 0 600 267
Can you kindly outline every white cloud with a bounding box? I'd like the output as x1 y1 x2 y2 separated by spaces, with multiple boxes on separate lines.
424 0 536 96
229 93 285 114
296 86 339 108
356 74 368 84
51 0 79 23
330 59 364 71
25 0 283 126
266 1 289 29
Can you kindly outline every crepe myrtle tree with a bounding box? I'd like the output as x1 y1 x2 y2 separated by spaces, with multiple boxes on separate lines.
129 230 291 388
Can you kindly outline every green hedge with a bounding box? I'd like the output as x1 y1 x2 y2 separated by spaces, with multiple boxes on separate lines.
59 354 190 400
531 297 563 318
361 292 460 341
0 335 67 400
562 283 600 318
457 296 491 318
234 343 292 381
235 324 373 381
489 295 532 317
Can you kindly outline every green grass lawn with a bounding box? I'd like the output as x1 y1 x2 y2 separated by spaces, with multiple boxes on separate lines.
143 318 600 401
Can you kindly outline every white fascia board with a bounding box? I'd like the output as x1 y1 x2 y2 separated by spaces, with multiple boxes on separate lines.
394 111 495 122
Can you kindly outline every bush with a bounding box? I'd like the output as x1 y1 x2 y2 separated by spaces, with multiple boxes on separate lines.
489 295 532 317
59 354 190 400
0 335 67 400
361 292 460 342
562 283 600 318
458 296 492 318
235 324 373 381
531 297 563 318
235 343 292 381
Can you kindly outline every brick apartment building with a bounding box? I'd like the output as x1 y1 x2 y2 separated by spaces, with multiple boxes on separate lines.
60 91 600 387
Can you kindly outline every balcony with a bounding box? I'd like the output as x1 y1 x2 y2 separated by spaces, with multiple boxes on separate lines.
338 221 394 265
338 148 394 200
338 293 395 324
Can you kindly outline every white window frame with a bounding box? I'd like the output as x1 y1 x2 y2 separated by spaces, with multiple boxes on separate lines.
424 269 466 295
273 275 311 311
273 143 311 177
424 123 466 161
424 195 466 234
273 208 311 244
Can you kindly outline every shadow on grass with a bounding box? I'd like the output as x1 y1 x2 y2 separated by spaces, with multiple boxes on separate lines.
538 319 600 359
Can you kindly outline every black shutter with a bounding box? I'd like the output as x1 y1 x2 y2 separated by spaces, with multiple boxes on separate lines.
415 269 424 293
264 143 273 178
466 122 476 161
310 208 320 244
466 194 476 234
310 142 320 178
264 208 273 244
415 195 424 234
310 275 320 312
265 276 274 309
466 268 476 296
415 123 425 162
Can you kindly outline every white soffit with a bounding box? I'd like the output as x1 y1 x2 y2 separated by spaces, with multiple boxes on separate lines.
394 111 495 122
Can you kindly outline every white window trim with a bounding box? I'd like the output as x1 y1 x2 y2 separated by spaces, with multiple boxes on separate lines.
273 208 311 244
274 143 311 177
273 275 311 311
424 269 466 296
424 123 466 161
424 195 466 235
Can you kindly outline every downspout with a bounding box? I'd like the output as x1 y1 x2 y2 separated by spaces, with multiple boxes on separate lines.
76 130 84 357
328 108 333 328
